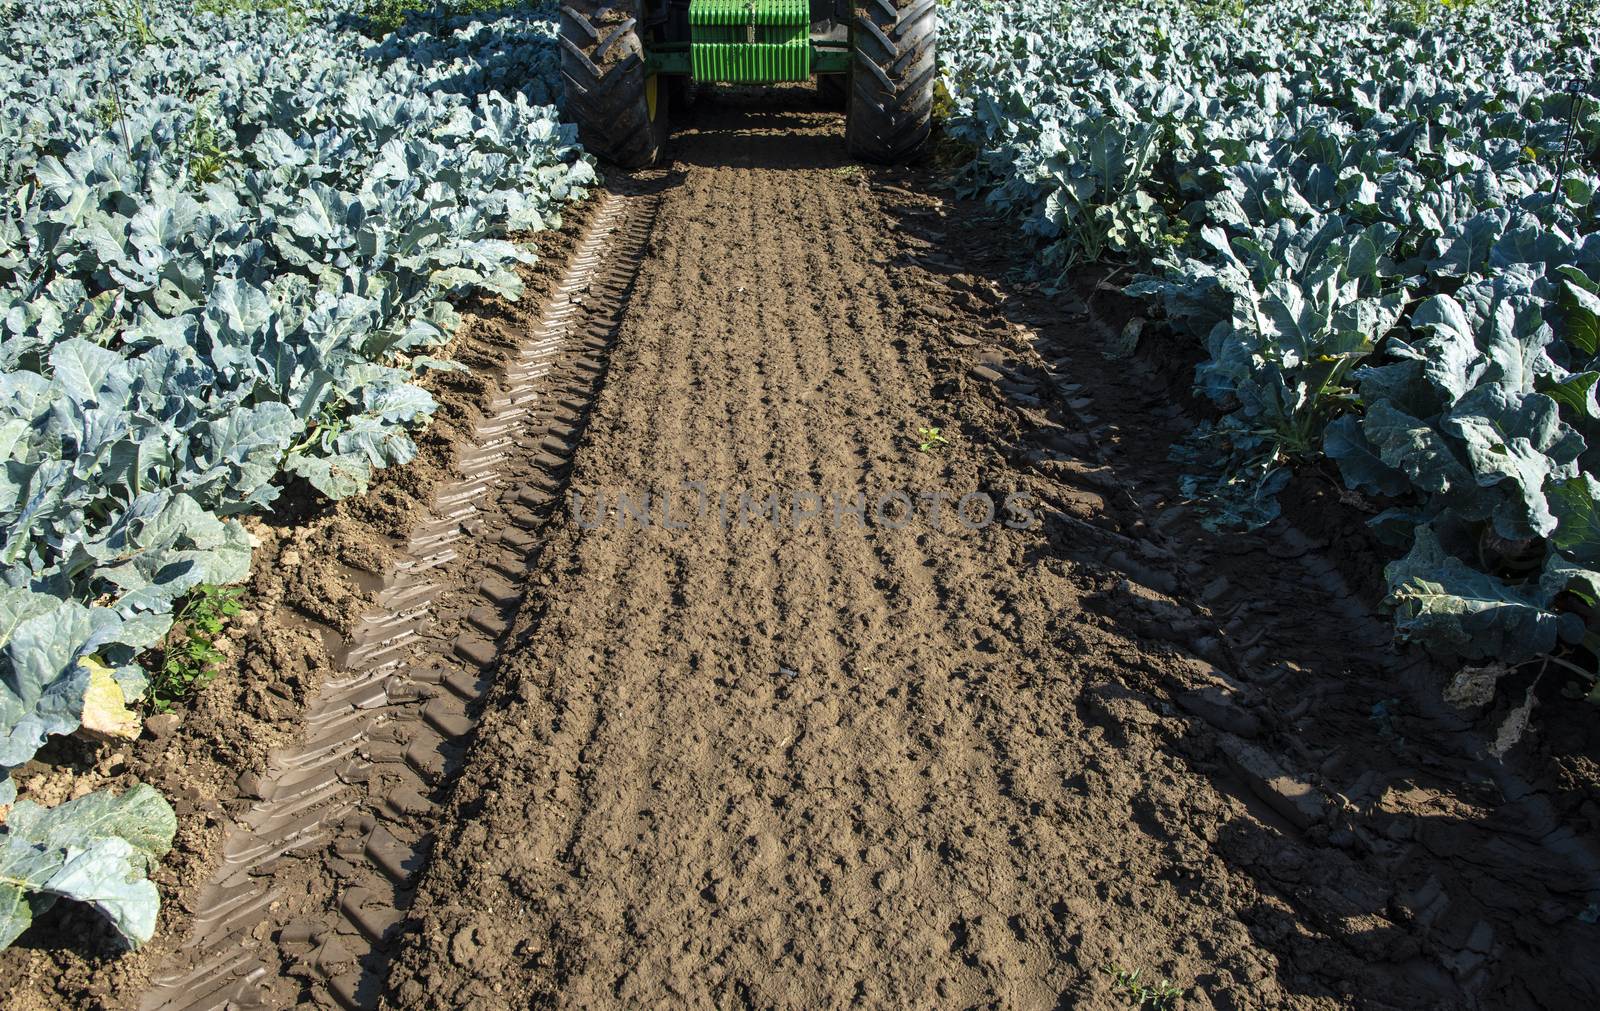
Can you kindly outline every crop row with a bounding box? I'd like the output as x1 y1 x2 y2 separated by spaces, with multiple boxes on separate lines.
942 0 1600 726
0 0 588 950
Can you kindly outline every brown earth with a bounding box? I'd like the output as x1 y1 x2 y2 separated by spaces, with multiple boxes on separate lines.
10 85 1600 1011
376 88 1600 1011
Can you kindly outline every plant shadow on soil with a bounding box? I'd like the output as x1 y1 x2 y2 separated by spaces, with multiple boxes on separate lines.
663 85 857 172
832 117 1600 1007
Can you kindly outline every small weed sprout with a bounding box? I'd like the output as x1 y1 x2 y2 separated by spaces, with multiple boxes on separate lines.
149 585 243 712
1104 965 1184 1009
917 426 948 452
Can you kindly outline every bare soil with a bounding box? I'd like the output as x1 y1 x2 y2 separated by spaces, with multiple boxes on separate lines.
374 89 1599 1011
9 87 1599 1011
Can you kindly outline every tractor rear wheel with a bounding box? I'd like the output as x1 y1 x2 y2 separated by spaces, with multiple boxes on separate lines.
845 0 938 163
559 2 668 168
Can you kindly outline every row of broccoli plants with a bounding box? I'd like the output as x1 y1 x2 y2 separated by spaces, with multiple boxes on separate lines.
0 0 591 950
941 0 1600 724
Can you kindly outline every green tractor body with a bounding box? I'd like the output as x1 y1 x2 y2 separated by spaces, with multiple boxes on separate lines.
560 0 937 167
660 0 844 83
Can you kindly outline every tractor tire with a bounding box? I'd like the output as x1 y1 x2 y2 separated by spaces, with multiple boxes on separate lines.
560 2 668 169
817 72 848 110
845 0 938 163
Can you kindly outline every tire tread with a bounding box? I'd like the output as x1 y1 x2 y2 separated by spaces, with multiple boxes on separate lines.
845 0 939 163
560 1 664 168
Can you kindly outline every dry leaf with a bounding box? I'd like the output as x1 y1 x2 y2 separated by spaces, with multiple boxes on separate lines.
1489 684 1538 759
1443 662 1509 710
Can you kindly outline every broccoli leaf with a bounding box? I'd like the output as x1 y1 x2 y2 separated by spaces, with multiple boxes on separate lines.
0 784 176 950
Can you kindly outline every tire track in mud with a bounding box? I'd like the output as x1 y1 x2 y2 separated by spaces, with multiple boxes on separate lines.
135 192 662 1011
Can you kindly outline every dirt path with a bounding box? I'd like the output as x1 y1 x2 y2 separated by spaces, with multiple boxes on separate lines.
371 89 1598 1011
386 89 1211 1008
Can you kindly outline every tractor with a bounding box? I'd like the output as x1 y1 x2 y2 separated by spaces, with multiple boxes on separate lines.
558 0 939 166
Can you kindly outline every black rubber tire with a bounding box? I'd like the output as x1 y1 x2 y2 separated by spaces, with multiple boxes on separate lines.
845 0 938 163
559 2 668 168
817 72 848 110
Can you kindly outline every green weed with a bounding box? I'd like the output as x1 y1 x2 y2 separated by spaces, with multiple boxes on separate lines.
192 0 319 34
184 102 230 186
1395 0 1480 25
194 0 315 15
1182 0 1247 21
92 92 121 129
96 0 158 44
917 425 948 452
1104 965 1184 1009
148 585 243 712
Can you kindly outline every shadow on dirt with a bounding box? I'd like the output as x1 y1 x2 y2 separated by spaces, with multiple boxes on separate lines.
850 148 1600 1009
660 84 854 172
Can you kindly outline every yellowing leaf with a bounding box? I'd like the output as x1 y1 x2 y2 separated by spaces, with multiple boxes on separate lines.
78 657 140 742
